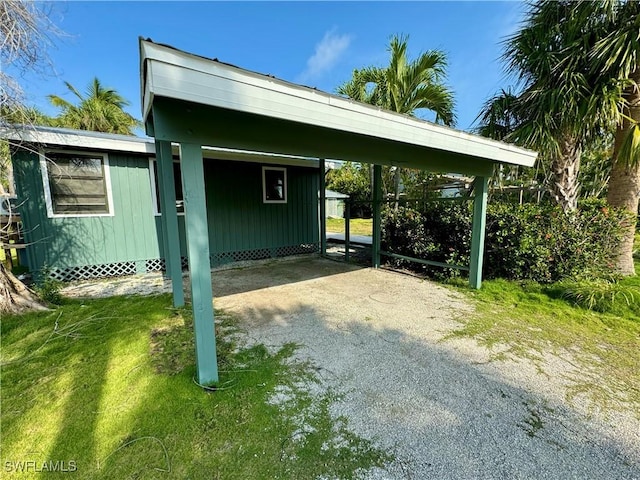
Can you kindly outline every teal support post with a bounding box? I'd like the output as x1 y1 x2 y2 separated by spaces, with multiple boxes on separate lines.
155 144 171 273
180 143 219 385
372 164 382 268
344 197 350 263
319 158 327 255
469 175 489 289
156 140 184 308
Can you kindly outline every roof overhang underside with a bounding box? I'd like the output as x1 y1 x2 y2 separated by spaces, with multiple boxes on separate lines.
1 125 320 168
140 39 537 177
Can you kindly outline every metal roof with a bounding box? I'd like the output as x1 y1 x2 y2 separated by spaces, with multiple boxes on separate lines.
140 38 537 169
1 125 319 168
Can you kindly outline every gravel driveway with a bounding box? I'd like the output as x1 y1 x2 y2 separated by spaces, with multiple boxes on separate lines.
63 256 640 479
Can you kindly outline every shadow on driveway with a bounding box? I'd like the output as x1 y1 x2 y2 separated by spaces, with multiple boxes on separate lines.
213 256 640 479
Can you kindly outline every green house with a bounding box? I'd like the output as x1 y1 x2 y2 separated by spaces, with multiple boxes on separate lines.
3 38 537 385
6 126 321 280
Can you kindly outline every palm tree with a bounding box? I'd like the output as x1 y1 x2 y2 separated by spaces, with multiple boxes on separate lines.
48 77 139 135
477 1 610 213
479 0 639 275
337 34 456 202
338 34 455 122
587 0 640 275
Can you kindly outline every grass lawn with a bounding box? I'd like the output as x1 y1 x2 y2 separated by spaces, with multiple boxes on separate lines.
325 218 373 236
449 259 640 409
1 295 388 479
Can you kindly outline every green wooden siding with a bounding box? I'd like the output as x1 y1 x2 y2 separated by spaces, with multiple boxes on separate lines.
13 150 319 276
204 161 319 259
14 150 161 274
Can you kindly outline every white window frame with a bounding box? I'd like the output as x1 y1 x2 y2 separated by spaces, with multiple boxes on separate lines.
148 158 185 216
40 149 114 218
262 166 287 204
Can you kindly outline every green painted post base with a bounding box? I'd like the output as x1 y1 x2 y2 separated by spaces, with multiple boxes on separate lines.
344 198 350 263
469 175 489 289
180 142 219 385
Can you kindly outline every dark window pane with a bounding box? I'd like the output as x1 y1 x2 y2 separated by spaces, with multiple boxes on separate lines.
47 153 109 215
264 169 286 202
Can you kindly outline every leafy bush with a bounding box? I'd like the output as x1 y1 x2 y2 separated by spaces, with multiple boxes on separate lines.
34 266 63 305
381 202 471 278
325 162 372 218
381 199 628 283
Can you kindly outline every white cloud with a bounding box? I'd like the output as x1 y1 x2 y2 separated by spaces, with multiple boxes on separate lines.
298 29 352 83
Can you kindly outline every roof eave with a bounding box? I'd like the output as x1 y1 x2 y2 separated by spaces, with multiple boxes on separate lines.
139 39 538 169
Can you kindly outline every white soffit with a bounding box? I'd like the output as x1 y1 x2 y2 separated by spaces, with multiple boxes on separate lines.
1 126 318 167
140 39 538 168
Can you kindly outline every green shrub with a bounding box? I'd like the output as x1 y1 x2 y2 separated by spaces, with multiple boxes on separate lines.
381 199 627 283
381 202 471 278
34 266 63 305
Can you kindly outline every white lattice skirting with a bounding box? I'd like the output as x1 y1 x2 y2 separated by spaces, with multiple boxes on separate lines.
48 243 319 282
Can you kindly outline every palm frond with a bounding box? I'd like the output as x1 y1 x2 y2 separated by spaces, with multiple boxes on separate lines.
616 121 640 169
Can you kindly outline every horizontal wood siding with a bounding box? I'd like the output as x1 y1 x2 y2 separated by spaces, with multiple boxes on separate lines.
13 150 161 273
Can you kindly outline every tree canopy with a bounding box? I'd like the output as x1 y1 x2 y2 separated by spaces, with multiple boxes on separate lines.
48 78 139 135
338 34 455 126
477 0 640 275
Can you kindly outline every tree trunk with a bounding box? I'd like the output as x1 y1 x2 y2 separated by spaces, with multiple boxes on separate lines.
606 72 640 276
550 134 581 212
0 263 48 314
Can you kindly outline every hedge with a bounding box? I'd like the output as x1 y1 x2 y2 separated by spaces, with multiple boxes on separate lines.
380 199 628 283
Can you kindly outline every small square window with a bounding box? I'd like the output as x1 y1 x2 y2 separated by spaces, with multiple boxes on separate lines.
41 151 113 217
262 167 287 203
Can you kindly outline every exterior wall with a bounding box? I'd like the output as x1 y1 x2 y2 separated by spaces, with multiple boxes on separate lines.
326 198 345 218
13 149 319 280
204 160 319 265
14 150 161 279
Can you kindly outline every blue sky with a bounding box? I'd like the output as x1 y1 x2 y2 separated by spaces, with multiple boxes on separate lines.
24 1 526 132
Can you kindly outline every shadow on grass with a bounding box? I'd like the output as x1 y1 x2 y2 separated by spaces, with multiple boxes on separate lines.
2 283 639 479
0 296 170 476
97 306 389 479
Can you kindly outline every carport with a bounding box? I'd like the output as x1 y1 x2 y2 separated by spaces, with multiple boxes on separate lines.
139 38 537 384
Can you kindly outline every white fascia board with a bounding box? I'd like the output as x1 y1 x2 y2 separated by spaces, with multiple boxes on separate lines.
140 40 538 168
2 125 317 167
142 63 155 122
2 127 155 154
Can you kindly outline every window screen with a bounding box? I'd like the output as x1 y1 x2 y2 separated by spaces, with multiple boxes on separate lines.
47 152 109 215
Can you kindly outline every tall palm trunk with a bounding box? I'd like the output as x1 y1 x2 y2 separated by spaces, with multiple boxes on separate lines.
550 134 581 212
606 73 640 276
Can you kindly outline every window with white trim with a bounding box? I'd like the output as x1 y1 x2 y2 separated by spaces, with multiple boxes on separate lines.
149 159 185 214
262 166 287 203
41 151 113 217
